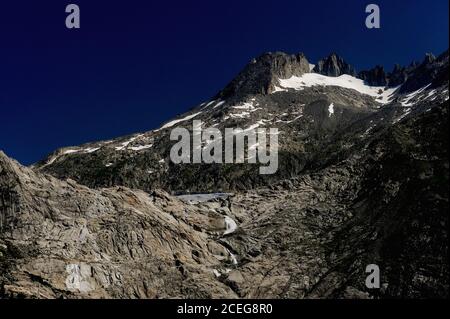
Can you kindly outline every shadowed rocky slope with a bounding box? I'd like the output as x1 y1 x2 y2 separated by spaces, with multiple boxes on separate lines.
33 50 449 195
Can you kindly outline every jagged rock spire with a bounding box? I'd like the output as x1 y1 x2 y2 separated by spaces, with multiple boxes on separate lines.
358 65 388 86
312 53 356 77
423 53 436 65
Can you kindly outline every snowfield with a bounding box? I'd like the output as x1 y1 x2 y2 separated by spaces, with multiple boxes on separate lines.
275 73 400 104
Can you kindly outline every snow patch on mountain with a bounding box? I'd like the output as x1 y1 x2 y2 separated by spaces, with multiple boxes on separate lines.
360 124 377 138
328 103 335 117
273 85 287 93
223 101 262 120
205 100 217 107
63 149 81 155
40 146 103 168
232 102 259 111
426 89 437 100
115 134 144 151
213 101 226 109
401 84 432 106
275 115 303 124
393 108 412 124
85 147 100 153
275 73 399 104
129 144 153 151
158 112 202 130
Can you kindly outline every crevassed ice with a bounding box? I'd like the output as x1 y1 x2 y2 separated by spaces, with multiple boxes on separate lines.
276 73 400 104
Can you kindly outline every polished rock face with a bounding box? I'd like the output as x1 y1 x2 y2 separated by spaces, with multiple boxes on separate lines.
0 49 448 299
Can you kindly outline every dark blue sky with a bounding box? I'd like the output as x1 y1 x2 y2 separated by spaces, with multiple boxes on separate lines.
0 0 448 165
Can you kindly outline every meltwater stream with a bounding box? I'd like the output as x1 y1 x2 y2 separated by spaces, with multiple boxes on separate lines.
176 193 239 269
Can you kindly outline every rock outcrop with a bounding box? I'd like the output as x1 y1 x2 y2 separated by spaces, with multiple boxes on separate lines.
358 65 388 86
399 50 449 93
217 52 310 100
313 53 356 77
0 151 241 298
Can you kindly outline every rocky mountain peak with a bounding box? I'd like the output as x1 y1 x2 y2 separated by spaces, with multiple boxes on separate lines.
423 52 436 65
358 65 387 86
387 64 409 87
437 49 449 62
0 151 21 189
217 51 310 101
313 53 356 77
356 49 449 90
215 49 447 102
399 49 449 93
392 63 402 73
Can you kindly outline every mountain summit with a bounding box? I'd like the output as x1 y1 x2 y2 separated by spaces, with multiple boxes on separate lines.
313 53 357 77
217 52 310 100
